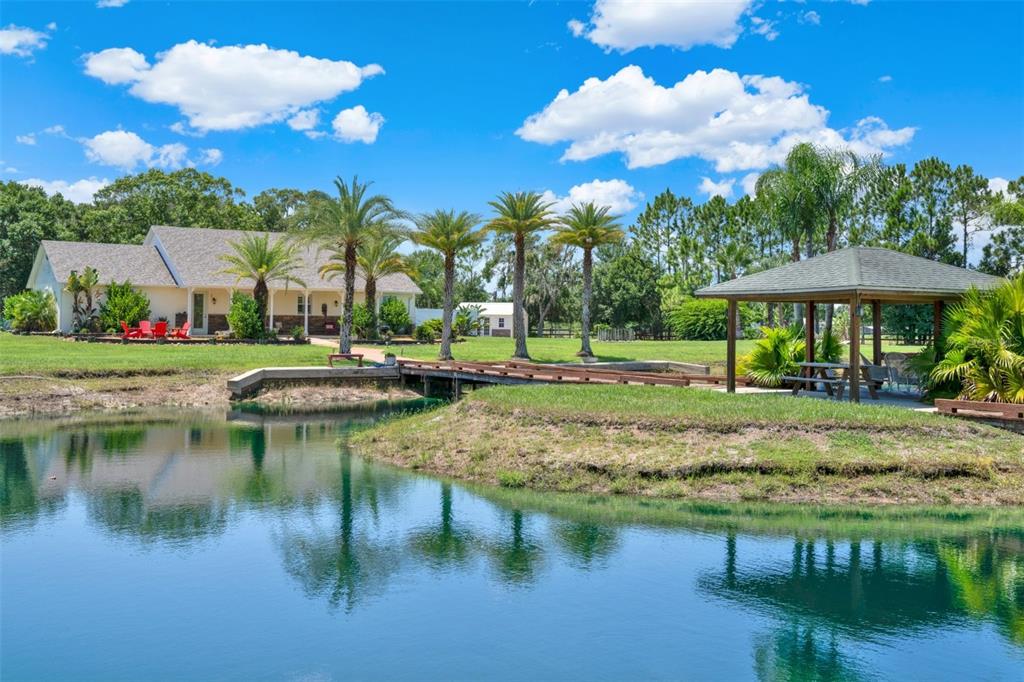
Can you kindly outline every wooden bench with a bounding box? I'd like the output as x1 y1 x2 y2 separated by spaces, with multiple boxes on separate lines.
328 353 364 367
935 399 1024 421
782 375 847 399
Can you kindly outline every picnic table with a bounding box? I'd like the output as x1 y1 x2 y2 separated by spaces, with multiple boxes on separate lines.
784 361 881 401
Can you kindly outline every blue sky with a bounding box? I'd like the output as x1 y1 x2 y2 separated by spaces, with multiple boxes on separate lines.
2 0 1022 226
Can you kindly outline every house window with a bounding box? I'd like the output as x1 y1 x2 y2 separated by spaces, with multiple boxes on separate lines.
497 317 505 328
297 295 311 314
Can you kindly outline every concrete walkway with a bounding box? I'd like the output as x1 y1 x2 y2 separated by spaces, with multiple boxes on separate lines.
308 336 403 364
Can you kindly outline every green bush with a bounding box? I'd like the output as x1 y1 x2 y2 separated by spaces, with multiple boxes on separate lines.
667 299 756 340
883 304 933 344
226 291 263 339
290 325 305 341
414 318 443 343
379 297 412 334
743 325 805 387
351 303 373 338
3 290 57 332
98 281 150 331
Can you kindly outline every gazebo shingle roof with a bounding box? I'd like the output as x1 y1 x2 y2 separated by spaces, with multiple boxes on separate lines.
694 247 1003 302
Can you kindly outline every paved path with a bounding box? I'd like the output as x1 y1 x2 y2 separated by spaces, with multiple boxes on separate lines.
308 337 407 364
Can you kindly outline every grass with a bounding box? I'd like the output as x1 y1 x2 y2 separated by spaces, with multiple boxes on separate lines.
353 383 1024 506
394 335 924 368
0 334 331 376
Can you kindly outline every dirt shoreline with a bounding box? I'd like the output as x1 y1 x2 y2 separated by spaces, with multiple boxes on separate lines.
0 372 419 419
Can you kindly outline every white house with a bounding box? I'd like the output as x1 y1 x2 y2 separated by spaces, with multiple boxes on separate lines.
26 225 421 334
458 302 524 337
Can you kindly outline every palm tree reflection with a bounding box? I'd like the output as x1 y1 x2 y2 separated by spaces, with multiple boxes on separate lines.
407 482 475 569
486 510 544 587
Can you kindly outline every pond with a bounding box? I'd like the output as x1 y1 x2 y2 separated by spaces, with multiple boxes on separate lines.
2 406 1022 680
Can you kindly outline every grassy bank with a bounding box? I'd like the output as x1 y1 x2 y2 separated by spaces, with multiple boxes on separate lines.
353 384 1024 506
394 336 924 368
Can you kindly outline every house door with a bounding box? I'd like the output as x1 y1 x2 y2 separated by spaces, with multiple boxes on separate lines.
192 292 207 334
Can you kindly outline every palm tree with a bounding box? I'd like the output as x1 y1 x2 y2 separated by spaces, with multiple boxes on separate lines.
219 232 306 330
65 266 100 330
411 210 485 359
294 176 404 353
320 229 413 339
486 192 556 359
550 202 624 357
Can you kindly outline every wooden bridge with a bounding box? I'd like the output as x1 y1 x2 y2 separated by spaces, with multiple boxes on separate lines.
228 358 748 399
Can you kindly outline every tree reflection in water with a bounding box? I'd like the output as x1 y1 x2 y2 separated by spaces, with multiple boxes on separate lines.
551 520 619 570
407 482 476 569
485 509 544 587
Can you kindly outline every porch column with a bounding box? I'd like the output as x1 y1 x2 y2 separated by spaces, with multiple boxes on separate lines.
805 301 816 380
303 289 309 336
186 287 194 326
268 289 275 334
872 300 883 366
933 300 945 361
849 295 861 403
726 299 737 393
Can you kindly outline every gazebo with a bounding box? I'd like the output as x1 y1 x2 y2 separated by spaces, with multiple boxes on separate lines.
695 247 1003 402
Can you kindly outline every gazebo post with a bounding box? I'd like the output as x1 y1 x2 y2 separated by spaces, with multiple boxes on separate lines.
933 301 945 361
849 295 861 403
805 301 816 381
726 299 737 393
872 300 882 366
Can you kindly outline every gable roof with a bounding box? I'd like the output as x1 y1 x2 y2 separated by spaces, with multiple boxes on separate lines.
462 301 514 317
38 240 177 287
145 225 421 294
694 247 1004 302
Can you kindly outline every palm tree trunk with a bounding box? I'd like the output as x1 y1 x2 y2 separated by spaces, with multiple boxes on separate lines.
254 278 269 331
579 247 594 357
512 231 530 359
439 253 456 361
366 277 378 340
340 242 356 354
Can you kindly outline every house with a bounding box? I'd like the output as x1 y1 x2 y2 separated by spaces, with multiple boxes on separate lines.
458 302 523 337
25 225 421 335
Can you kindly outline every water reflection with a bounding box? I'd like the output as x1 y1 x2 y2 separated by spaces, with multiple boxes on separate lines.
2 411 1022 679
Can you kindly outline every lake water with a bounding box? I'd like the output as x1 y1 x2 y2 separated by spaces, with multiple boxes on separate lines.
2 406 1022 681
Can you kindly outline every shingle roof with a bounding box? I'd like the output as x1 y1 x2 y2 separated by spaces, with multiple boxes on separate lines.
40 240 177 287
462 302 514 316
146 225 421 294
695 247 1003 301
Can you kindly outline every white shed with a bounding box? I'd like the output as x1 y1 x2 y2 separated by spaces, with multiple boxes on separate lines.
459 302 523 337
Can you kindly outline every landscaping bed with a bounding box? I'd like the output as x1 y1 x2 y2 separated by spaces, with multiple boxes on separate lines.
353 384 1024 506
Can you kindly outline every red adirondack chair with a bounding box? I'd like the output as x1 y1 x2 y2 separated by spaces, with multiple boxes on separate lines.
138 320 153 338
120 321 141 338
171 321 191 339
152 321 168 338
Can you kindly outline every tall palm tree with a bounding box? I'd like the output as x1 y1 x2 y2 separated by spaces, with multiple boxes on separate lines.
294 176 404 353
219 232 306 330
320 230 413 340
486 192 556 359
550 202 623 357
411 210 485 359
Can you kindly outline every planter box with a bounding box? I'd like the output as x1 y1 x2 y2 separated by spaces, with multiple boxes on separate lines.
935 399 1024 422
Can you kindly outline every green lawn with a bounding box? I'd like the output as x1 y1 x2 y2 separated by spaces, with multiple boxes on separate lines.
395 335 925 368
0 334 332 376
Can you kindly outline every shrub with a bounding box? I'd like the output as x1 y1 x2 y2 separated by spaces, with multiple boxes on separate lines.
496 470 528 488
744 325 805 387
98 281 150 331
226 291 264 339
667 298 756 340
3 290 57 332
414 318 443 343
290 325 305 341
379 297 412 334
351 303 373 338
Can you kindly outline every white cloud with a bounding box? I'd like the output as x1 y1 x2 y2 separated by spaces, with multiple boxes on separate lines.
331 105 384 143
22 177 110 204
749 16 779 42
878 74 893 83
46 22 58 31
287 108 320 131
698 177 735 199
741 172 761 196
84 40 383 132
97 0 130 7
199 148 223 166
0 24 50 57
518 66 916 172
799 10 821 25
989 177 1010 196
43 124 67 136
16 133 36 145
82 130 192 170
569 0 753 52
541 178 642 215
